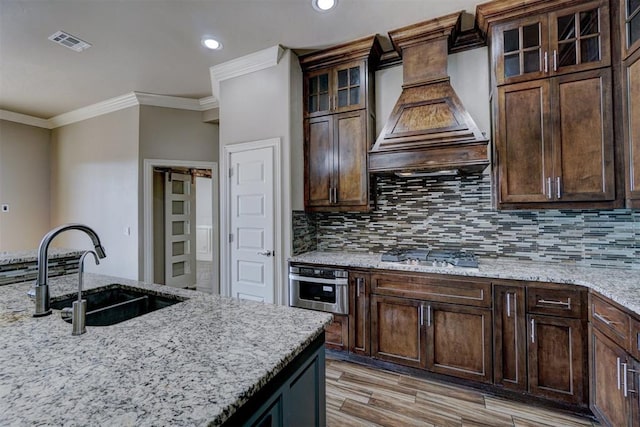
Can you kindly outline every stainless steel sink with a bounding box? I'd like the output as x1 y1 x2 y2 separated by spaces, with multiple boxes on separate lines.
50 284 187 326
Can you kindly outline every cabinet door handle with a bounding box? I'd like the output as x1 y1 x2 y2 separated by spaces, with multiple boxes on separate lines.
426 305 432 327
332 188 337 204
556 177 561 199
623 362 629 397
553 50 558 72
531 319 535 343
538 298 571 308
617 357 622 391
544 51 548 73
506 293 511 318
546 177 552 199
356 277 364 297
419 304 424 326
593 311 612 325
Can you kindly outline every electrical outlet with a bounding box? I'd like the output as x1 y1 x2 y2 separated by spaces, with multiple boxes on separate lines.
1 204 8 213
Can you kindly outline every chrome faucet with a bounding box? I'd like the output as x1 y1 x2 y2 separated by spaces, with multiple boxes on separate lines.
71 250 100 335
33 224 106 317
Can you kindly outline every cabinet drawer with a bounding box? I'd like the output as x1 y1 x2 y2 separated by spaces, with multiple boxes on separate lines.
371 273 491 307
591 294 630 349
527 286 585 318
630 316 640 361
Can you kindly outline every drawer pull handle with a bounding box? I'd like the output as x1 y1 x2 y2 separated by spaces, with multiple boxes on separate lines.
538 298 571 308
593 312 612 325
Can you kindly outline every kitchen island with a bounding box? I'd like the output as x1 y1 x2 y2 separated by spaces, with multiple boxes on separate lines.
0 273 331 426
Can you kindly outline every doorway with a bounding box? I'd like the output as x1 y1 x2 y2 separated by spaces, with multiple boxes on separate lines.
143 159 219 294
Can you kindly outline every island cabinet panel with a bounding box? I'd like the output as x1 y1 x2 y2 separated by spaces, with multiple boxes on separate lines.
425 302 493 383
370 294 426 369
349 271 370 356
493 284 527 391
527 314 587 405
591 328 635 427
325 314 349 351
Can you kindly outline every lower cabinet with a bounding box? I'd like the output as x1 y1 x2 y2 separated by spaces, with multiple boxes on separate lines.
591 328 639 427
528 314 587 405
493 285 527 391
325 314 349 351
371 294 426 369
349 271 370 356
426 302 493 383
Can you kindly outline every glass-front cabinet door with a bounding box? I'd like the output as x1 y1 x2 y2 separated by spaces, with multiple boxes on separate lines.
549 0 611 74
304 69 331 117
625 0 640 55
493 15 549 85
332 60 366 113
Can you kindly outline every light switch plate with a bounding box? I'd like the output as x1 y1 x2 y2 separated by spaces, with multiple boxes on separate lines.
1 204 8 213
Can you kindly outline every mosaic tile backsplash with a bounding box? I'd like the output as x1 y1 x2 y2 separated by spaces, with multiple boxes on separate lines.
293 173 640 269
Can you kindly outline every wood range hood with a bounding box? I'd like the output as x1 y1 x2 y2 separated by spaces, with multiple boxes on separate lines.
369 12 489 175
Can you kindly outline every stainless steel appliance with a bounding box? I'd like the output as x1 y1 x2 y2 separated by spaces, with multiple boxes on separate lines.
381 248 479 268
289 266 348 314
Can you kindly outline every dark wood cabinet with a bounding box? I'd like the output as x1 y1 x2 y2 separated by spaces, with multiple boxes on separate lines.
425 302 493 383
480 0 619 209
490 0 611 86
300 36 381 212
493 284 527 391
370 294 426 369
527 314 587 405
497 68 615 207
349 271 370 356
325 314 349 351
591 328 637 427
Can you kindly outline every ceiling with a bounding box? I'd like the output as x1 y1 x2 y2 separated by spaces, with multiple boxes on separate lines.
0 0 481 119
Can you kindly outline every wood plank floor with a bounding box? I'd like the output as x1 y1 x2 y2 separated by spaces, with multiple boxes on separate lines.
326 358 600 427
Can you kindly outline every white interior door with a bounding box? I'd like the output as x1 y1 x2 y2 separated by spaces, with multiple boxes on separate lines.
164 172 196 288
229 146 275 303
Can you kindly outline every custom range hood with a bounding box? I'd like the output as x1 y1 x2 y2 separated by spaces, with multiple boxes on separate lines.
369 12 489 175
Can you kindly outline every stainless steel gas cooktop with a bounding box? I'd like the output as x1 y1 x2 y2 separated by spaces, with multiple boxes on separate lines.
381 248 479 268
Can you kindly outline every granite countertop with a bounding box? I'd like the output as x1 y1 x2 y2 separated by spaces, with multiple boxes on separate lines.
290 251 640 317
0 273 332 426
0 248 82 265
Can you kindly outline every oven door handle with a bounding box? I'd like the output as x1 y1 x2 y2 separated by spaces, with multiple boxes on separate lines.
289 274 348 286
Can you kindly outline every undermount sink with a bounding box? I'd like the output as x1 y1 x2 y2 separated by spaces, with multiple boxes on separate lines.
50 284 187 326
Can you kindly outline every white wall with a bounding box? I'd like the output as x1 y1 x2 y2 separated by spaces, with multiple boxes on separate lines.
0 120 51 251
375 46 491 139
50 107 139 279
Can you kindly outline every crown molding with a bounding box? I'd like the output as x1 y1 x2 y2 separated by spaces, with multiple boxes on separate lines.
209 45 285 102
0 110 51 129
49 93 139 128
1 92 219 129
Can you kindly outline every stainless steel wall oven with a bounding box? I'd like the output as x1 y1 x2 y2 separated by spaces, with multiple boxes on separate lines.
288 265 348 315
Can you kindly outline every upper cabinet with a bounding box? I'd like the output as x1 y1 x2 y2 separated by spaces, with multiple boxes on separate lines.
492 0 611 86
620 0 640 208
300 36 381 212
478 0 620 209
304 60 367 118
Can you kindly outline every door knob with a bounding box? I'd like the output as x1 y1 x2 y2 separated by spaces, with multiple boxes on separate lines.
257 250 273 257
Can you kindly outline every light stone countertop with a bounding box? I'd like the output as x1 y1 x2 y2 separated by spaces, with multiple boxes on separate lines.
0 273 331 426
290 251 640 317
0 248 82 265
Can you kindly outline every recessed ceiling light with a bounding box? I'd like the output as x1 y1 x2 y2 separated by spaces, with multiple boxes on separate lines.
313 0 337 12
202 38 222 50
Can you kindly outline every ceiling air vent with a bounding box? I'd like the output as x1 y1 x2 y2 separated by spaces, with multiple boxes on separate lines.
48 31 92 52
